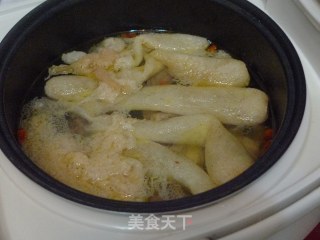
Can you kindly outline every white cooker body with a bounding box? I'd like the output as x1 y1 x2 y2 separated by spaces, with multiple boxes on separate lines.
0 0 319 239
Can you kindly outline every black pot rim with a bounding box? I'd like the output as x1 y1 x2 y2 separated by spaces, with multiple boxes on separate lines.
0 0 306 213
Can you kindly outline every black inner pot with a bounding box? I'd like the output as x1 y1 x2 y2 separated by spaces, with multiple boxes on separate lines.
0 0 306 213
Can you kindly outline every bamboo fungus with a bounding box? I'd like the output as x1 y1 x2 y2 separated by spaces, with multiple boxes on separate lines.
125 140 215 194
137 33 210 53
150 49 250 87
112 85 268 125
205 117 254 185
132 114 213 146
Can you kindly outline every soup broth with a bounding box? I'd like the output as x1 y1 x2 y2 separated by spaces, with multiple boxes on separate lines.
19 32 271 202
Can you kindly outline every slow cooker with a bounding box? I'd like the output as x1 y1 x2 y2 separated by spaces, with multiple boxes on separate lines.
0 0 319 239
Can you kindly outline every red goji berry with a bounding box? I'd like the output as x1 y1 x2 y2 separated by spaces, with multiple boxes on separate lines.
17 128 27 144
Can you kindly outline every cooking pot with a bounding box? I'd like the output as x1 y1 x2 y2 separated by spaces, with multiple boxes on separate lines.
0 0 306 213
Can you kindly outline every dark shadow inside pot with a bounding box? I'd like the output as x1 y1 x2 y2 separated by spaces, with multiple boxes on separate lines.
0 0 305 213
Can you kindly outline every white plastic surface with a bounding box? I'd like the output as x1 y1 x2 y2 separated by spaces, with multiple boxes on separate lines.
0 0 319 240
266 0 320 77
295 0 320 31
